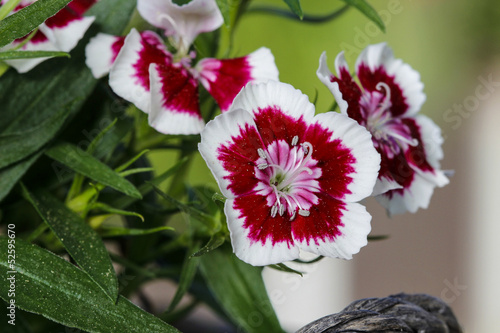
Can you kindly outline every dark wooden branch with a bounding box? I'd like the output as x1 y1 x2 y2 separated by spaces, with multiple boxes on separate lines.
296 293 462 333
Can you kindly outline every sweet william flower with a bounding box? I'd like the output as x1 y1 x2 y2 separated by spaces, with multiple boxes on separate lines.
0 0 97 73
85 0 278 135
317 43 449 215
199 81 381 266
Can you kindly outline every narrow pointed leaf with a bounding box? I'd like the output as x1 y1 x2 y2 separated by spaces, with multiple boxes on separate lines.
45 142 142 199
340 0 385 32
21 186 118 301
0 0 72 48
199 245 284 333
268 263 303 276
283 0 303 19
111 157 188 209
0 50 70 60
151 184 217 228
191 234 225 257
0 237 179 332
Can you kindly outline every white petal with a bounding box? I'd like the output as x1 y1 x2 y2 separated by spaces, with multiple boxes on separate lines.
137 0 223 51
311 112 381 202
371 177 403 196
109 29 169 113
230 81 316 124
39 16 95 52
199 109 258 199
375 170 443 216
355 42 426 116
316 51 349 114
85 33 124 79
196 47 279 112
246 47 279 83
148 64 205 134
293 201 371 260
225 199 300 266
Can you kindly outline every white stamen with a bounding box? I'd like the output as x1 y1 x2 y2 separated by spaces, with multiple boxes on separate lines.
279 205 285 216
298 210 310 217
271 205 278 218
257 148 267 159
291 135 299 146
290 211 297 221
388 132 419 147
258 163 269 170
376 82 392 104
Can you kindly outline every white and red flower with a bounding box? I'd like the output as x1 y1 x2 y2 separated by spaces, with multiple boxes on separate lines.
317 43 449 215
85 0 279 135
199 81 380 266
1 0 97 73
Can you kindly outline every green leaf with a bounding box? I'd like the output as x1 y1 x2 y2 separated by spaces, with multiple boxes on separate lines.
45 142 142 199
21 186 118 301
340 0 385 32
191 234 226 257
0 50 70 60
99 225 174 237
0 237 179 332
283 0 303 19
167 241 201 312
0 0 72 48
0 150 42 202
199 245 284 333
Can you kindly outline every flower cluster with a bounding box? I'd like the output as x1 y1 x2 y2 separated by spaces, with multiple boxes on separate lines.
6 0 448 266
200 44 449 266
84 0 279 135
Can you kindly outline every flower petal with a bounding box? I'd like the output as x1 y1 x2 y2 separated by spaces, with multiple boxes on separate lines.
199 109 261 199
317 51 364 122
306 112 380 202
109 29 171 113
137 0 223 51
355 42 426 117
85 33 125 78
225 197 299 266
148 63 204 134
231 81 315 146
41 13 95 52
291 195 371 260
67 0 99 15
197 47 279 112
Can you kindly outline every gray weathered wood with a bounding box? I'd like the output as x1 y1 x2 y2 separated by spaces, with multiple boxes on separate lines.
296 293 462 333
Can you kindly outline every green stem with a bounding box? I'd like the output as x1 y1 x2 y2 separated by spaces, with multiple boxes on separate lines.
248 4 350 23
26 222 48 243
